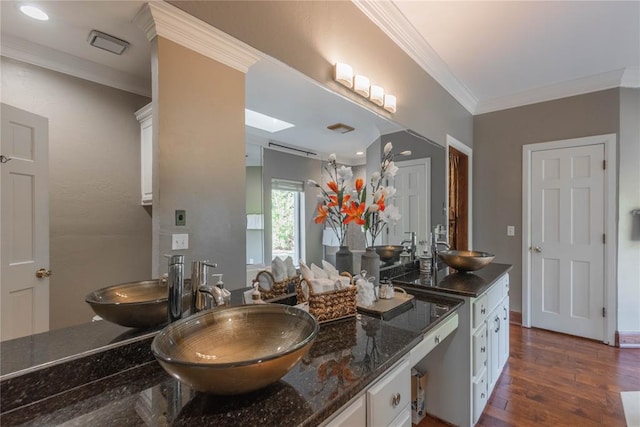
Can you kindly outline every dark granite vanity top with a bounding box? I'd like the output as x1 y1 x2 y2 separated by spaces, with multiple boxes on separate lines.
391 262 512 298
0 290 462 426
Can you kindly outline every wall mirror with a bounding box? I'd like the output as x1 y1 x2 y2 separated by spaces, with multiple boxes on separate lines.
0 1 445 372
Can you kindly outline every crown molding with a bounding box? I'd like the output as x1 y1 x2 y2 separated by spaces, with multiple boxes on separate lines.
475 69 630 115
352 0 478 114
1 35 151 97
621 67 640 88
133 1 259 74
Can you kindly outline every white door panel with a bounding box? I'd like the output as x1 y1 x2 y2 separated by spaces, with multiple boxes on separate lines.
531 144 604 340
387 159 430 250
1 103 49 341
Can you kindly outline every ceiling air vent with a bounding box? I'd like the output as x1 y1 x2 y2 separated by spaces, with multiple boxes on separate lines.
327 123 355 134
88 30 130 55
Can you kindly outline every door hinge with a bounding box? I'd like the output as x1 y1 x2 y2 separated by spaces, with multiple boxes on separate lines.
602 307 606 318
603 233 606 244
603 160 606 170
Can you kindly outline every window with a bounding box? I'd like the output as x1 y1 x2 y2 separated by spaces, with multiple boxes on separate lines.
271 179 305 263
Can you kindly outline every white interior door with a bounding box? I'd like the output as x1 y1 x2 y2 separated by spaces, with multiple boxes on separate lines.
387 159 430 249
530 143 605 340
1 103 49 341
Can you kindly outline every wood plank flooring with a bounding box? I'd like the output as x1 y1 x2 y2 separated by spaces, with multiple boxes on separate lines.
418 324 640 426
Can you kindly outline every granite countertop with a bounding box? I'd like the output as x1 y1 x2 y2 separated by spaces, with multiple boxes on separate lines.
391 262 512 298
0 291 463 427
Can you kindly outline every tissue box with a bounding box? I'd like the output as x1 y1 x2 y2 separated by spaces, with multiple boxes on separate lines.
411 368 428 424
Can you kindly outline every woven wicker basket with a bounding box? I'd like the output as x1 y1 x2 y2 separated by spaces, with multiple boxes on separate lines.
297 272 357 323
253 270 299 300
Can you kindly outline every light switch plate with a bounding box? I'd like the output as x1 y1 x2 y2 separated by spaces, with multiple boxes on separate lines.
507 226 515 236
172 233 189 250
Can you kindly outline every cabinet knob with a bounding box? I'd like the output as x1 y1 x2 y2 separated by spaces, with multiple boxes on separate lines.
481 346 486 353
481 392 486 399
392 392 401 407
481 307 486 314
36 268 52 279
434 335 441 344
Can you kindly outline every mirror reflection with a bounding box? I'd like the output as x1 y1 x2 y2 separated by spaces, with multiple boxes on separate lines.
0 2 445 346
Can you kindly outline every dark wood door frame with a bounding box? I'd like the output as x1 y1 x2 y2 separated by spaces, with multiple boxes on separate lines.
446 136 472 250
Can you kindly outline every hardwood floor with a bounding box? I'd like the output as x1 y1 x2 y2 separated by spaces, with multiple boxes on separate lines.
418 324 640 426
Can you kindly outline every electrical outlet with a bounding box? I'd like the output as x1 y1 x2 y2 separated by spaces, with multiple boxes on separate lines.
507 226 515 236
172 233 189 250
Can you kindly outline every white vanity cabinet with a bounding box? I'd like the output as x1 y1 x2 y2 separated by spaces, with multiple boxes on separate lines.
415 272 510 427
323 312 459 427
135 102 152 206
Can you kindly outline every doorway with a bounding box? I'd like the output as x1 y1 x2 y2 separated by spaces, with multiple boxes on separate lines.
522 134 617 344
446 135 472 249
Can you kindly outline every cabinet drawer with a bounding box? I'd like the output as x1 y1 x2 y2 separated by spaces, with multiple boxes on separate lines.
473 294 488 329
486 282 504 315
473 369 489 425
388 404 411 427
472 323 488 377
367 358 410 427
502 274 510 298
409 313 459 366
323 395 366 427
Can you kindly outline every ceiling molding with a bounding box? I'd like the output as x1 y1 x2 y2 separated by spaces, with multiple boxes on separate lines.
0 34 151 97
621 67 640 88
475 69 630 115
352 0 478 114
133 2 259 74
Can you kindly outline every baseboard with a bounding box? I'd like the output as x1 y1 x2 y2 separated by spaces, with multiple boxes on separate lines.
509 310 522 325
616 331 640 348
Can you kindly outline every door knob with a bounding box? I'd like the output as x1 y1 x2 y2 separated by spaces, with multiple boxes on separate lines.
531 246 542 253
36 268 52 278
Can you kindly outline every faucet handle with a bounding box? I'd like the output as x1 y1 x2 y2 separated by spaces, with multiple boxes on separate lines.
164 254 184 265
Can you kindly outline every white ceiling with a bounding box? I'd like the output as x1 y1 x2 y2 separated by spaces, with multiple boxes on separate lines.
2 0 638 156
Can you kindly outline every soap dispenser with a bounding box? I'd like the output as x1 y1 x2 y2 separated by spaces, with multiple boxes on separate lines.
251 283 266 304
399 245 411 265
214 274 232 306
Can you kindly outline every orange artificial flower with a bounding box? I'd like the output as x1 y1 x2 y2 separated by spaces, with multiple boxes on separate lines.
343 201 365 225
327 181 339 193
355 178 364 192
314 205 329 224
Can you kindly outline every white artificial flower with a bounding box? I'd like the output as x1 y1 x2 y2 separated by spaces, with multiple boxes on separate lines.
380 204 401 223
316 194 325 202
400 150 412 156
384 161 399 178
328 153 337 164
367 204 380 213
384 142 393 155
373 187 384 202
370 172 380 183
337 165 353 183
307 179 319 187
383 186 396 198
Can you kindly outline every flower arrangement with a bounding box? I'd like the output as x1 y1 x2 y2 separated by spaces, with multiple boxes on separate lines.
309 143 410 247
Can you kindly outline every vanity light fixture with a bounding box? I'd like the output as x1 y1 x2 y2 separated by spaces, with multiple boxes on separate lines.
370 85 384 107
353 75 370 98
332 63 397 114
19 5 49 21
334 63 354 89
383 94 397 113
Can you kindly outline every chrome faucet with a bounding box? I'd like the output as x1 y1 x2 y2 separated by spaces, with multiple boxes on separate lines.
430 226 450 270
165 254 185 323
191 260 228 313
400 231 417 261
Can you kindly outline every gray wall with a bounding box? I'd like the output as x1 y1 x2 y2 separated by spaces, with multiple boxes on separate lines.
246 166 264 264
1 57 152 329
169 1 473 150
473 89 620 313
617 88 640 332
153 37 247 290
262 148 323 266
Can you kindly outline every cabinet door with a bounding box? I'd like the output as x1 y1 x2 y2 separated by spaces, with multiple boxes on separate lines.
389 405 411 427
472 369 488 425
140 116 152 205
487 308 502 390
325 395 366 427
367 359 410 427
499 298 510 369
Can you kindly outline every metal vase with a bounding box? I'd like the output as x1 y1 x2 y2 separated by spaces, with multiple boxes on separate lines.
360 247 380 286
335 246 353 275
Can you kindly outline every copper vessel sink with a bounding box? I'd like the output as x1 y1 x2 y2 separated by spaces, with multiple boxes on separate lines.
151 304 319 395
372 245 404 262
85 280 189 329
437 250 495 272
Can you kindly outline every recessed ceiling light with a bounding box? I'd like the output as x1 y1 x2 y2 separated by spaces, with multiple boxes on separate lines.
356 151 364 156
245 109 294 133
20 5 49 21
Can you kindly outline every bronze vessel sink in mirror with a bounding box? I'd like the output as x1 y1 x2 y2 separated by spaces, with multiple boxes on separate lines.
151 304 319 395
85 279 190 329
372 245 404 263
437 250 495 272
